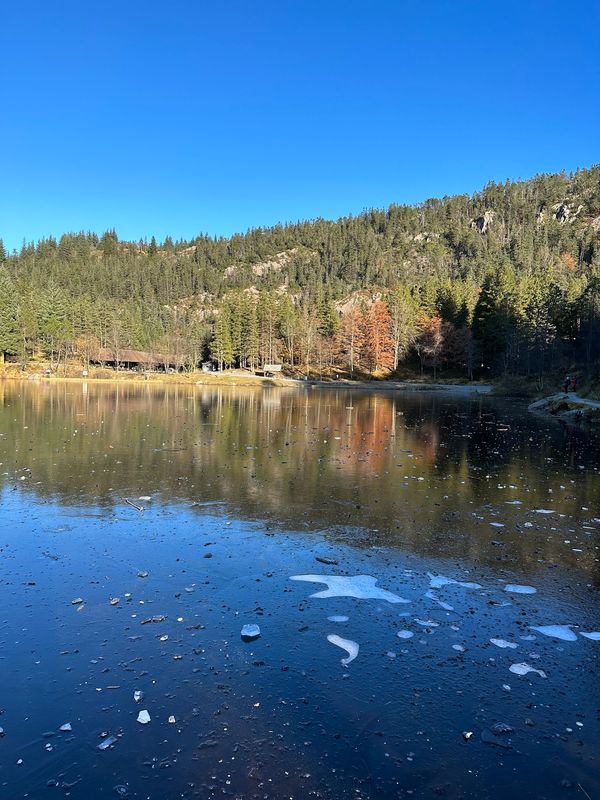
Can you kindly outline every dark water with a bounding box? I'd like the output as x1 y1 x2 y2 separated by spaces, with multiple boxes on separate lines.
0 380 598 800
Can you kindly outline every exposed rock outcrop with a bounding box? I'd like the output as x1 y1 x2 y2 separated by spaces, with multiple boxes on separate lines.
470 210 494 234
552 202 583 224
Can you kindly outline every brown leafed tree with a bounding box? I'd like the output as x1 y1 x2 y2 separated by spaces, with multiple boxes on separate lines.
360 300 394 373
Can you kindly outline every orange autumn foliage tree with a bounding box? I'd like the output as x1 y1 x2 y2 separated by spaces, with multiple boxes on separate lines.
360 300 395 373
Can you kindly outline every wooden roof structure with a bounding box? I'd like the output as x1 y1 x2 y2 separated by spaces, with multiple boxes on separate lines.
96 348 174 367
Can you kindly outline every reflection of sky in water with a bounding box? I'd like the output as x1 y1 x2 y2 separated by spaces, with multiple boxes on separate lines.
0 381 599 799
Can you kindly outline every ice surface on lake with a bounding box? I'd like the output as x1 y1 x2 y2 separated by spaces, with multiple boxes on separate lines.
504 584 537 594
327 634 359 665
530 625 577 642
509 662 547 678
425 590 454 611
579 631 600 640
290 574 408 603
427 573 481 590
397 630 414 639
490 638 518 649
327 615 349 622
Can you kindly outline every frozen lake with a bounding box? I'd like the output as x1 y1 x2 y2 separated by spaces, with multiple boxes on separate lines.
0 380 598 799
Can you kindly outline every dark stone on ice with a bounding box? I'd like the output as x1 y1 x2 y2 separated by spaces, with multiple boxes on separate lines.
490 722 514 735
481 728 513 748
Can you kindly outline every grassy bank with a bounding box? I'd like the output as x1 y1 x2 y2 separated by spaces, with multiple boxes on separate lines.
0 362 492 393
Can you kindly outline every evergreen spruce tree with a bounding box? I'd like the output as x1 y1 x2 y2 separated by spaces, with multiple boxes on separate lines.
0 270 21 360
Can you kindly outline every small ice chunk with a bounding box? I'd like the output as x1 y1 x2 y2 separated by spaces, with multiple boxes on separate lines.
290 574 409 603
241 624 261 641
579 631 600 641
414 618 439 627
427 573 481 590
425 589 454 611
59 723 72 732
452 644 465 652
534 509 554 514
327 634 359 665
509 662 546 678
490 522 505 528
133 690 143 703
327 615 349 622
490 638 518 649
504 584 536 594
425 590 454 611
139 496 151 501
397 630 414 639
530 625 577 642
97 735 117 750
137 710 151 724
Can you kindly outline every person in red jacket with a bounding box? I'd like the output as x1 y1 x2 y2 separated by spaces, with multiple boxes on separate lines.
571 375 578 392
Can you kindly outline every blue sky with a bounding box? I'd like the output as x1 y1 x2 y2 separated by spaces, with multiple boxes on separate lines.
1 0 598 251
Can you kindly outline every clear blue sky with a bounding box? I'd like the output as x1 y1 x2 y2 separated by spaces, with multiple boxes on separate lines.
1 0 598 251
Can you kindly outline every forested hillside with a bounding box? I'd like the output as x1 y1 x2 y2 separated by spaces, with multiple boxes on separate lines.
1 165 599 379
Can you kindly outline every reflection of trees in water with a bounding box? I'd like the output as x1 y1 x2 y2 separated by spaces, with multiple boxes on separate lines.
1 381 598 576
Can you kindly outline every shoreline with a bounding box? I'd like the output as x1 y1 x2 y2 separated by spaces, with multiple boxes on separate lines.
0 368 493 395
528 392 600 421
